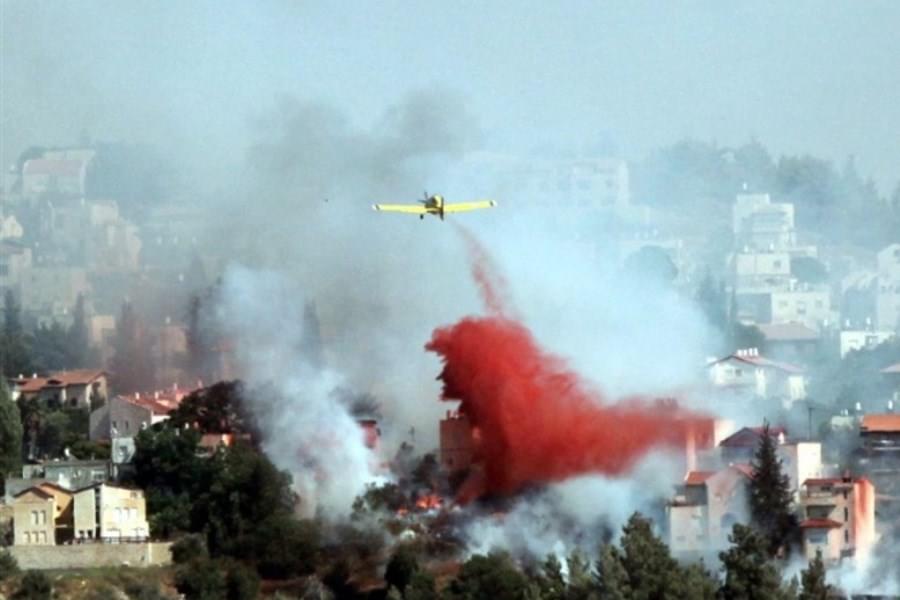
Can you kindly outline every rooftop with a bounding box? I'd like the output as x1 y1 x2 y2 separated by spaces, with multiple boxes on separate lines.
720 426 787 448
860 414 900 433
11 369 106 393
22 158 86 177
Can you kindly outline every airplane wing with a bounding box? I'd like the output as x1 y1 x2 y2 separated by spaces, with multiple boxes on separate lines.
442 200 498 213
372 204 428 214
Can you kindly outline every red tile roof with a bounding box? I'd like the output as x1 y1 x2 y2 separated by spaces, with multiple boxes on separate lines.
684 471 716 485
860 414 900 433
12 370 106 393
709 353 805 374
719 426 787 448
800 518 842 529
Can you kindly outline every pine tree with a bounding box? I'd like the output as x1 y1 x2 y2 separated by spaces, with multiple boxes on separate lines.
749 421 798 557
718 524 787 600
619 512 681 600
0 380 23 494
534 554 565 600
595 544 630 600
799 550 835 600
680 562 717 600
566 550 598 600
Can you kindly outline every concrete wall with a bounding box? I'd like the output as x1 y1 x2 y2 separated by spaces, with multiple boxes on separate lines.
9 542 172 570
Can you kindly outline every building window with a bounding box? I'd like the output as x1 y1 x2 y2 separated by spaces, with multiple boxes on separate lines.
844 507 848 522
843 490 848 499
39 531 47 544
40 510 47 525
24 532 31 544
31 511 38 525
844 529 849 544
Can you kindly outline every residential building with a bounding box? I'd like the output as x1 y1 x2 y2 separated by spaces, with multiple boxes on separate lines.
667 465 752 555
733 250 792 290
840 329 895 358
21 157 91 198
716 426 825 495
22 460 111 491
90 388 187 465
440 410 474 474
799 476 876 566
855 414 900 512
757 322 820 364
9 370 107 409
707 349 807 408
12 487 54 546
876 244 900 331
73 484 149 542
736 287 831 332
732 193 796 251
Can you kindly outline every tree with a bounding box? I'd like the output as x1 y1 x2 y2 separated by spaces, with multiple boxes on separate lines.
619 512 681 599
565 550 597 600
749 422 798 557
595 544 629 600
532 554 566 600
174 558 227 600
695 270 728 334
718 524 786 600
799 550 836 600
225 561 261 600
406 570 437 600
681 562 717 600
13 570 52 600
385 544 419 594
30 322 69 373
0 548 19 580
1 290 33 377
445 553 529 600
0 381 23 492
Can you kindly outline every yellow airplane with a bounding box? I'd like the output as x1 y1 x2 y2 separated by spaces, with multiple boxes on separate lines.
372 192 497 220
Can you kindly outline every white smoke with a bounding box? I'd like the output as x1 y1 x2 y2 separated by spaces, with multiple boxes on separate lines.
462 451 682 560
218 264 384 518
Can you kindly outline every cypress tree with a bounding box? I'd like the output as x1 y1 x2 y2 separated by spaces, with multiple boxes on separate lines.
749 421 798 557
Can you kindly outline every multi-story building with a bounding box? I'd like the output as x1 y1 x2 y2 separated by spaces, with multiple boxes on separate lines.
840 329 895 358
12 487 55 546
757 322 820 364
667 464 752 556
732 193 796 252
72 483 149 542
9 370 108 409
799 476 876 566
707 349 807 408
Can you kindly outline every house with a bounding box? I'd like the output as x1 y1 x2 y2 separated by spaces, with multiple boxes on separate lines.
707 349 807 408
733 250 792 291
758 322 820 364
717 426 825 494
12 487 55 546
667 465 752 556
22 459 111 491
799 476 876 566
90 388 187 465
9 370 108 409
840 329 895 358
732 193 796 251
21 157 91 197
73 483 149 542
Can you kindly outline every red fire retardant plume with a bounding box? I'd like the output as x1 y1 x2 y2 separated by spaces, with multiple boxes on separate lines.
428 227 708 501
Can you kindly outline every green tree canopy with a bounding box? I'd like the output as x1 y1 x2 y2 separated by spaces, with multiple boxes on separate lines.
718 524 788 600
749 422 798 557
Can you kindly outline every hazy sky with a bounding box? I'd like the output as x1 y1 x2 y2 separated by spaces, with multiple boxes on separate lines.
2 0 899 192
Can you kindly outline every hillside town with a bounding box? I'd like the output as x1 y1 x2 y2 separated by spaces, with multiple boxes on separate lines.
5 4 900 599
